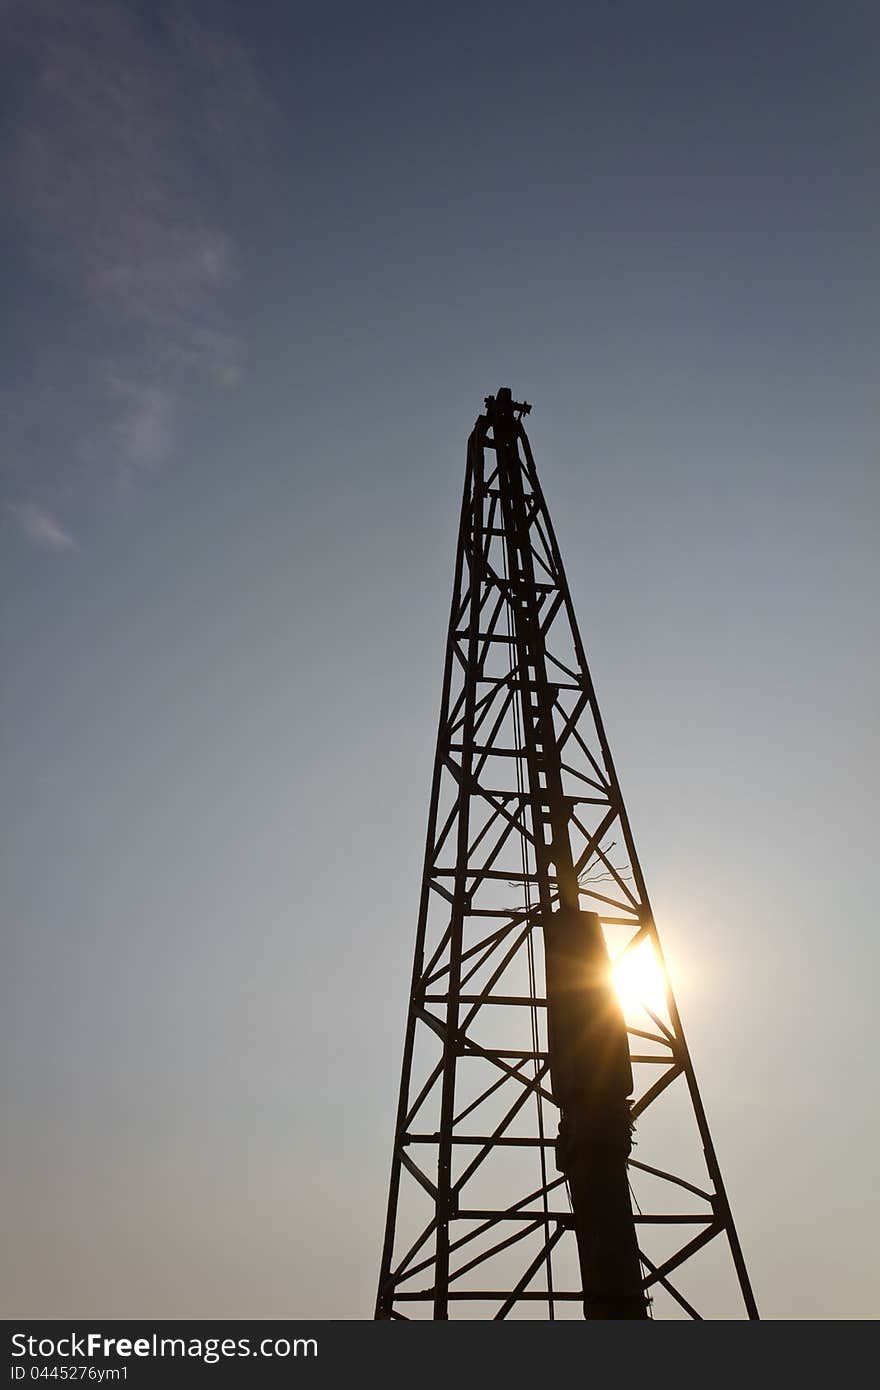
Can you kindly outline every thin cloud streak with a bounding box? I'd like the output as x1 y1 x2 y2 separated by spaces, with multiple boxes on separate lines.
105 375 176 473
8 502 77 552
3 0 271 504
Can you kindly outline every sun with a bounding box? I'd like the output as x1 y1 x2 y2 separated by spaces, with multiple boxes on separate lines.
612 938 670 1020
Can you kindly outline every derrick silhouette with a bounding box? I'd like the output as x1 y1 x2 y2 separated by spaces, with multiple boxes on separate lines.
375 390 757 1320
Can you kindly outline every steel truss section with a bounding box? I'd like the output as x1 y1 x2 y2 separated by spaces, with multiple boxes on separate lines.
375 390 758 1320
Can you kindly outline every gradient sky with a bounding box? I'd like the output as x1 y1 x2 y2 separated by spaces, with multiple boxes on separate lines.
2 0 878 1319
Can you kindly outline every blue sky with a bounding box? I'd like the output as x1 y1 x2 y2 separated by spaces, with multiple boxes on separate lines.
2 0 878 1318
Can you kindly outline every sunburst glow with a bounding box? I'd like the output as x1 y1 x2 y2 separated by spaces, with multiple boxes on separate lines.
612 939 669 1019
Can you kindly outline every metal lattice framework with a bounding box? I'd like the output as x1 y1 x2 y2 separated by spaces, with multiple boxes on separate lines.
375 390 758 1320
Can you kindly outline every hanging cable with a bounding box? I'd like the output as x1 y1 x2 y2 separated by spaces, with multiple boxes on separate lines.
503 498 555 1318
628 1178 654 1319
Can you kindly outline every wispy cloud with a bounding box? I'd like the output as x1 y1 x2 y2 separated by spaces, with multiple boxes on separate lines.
3 0 272 523
8 502 77 552
105 375 176 474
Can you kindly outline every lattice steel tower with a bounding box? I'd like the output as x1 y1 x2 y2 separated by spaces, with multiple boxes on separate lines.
375 390 757 1320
